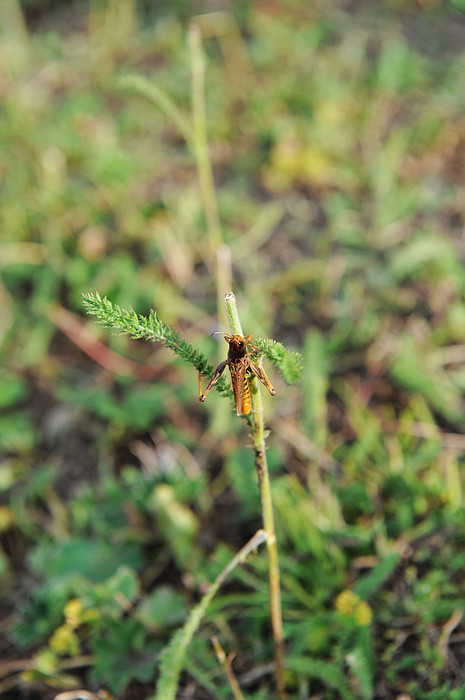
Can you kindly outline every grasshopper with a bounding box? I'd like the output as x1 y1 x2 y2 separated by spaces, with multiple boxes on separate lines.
199 334 276 415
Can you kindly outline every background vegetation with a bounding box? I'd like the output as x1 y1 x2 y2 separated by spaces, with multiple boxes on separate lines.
2 0 465 698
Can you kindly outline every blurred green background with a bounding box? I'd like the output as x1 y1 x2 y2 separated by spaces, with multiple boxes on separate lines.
3 0 465 698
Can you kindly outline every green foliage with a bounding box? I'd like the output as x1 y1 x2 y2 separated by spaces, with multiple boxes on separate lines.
83 291 230 395
58 379 167 430
151 531 267 700
0 412 36 452
255 337 302 384
30 538 144 582
0 370 36 451
225 446 259 518
136 585 188 629
286 655 356 700
353 554 399 600
90 619 161 695
3 1 465 698
0 372 28 408
301 329 330 441
14 583 71 647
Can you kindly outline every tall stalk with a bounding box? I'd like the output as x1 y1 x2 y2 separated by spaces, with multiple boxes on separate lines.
188 24 230 329
224 292 287 700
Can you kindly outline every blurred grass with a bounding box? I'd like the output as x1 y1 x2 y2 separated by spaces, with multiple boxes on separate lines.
2 0 465 698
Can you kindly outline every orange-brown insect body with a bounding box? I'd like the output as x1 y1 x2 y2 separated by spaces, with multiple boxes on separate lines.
199 334 276 416
227 334 252 415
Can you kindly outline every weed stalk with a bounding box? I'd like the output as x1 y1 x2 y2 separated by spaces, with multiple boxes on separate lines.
224 292 286 700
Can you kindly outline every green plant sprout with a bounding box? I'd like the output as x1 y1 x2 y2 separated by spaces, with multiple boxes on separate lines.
83 290 302 699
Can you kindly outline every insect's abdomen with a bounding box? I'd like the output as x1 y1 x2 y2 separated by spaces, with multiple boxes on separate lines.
240 375 251 415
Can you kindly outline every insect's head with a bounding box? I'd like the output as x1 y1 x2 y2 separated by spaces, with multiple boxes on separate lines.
224 334 251 350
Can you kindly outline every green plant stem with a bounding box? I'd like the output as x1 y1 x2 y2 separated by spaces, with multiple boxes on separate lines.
249 371 287 700
189 24 223 253
189 24 229 329
118 73 194 149
224 291 244 336
224 292 287 700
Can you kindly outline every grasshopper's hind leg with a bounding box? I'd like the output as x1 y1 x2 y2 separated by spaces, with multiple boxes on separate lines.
199 360 228 403
248 362 276 396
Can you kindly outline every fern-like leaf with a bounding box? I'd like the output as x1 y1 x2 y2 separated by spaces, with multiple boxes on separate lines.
255 337 302 384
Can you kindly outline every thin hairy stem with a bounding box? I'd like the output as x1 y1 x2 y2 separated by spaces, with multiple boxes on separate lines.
224 292 287 700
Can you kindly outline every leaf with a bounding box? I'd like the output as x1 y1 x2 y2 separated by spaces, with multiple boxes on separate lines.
0 413 36 452
13 583 70 647
30 538 144 583
255 337 302 384
0 373 28 408
346 626 375 700
286 655 356 700
91 619 160 695
353 553 399 600
136 585 188 629
87 566 139 612
389 336 464 427
389 232 460 282
82 292 230 396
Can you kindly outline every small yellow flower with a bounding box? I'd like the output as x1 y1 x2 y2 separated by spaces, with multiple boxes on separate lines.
335 590 372 626
335 590 360 616
64 598 83 628
49 624 79 656
33 648 58 674
355 600 373 626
